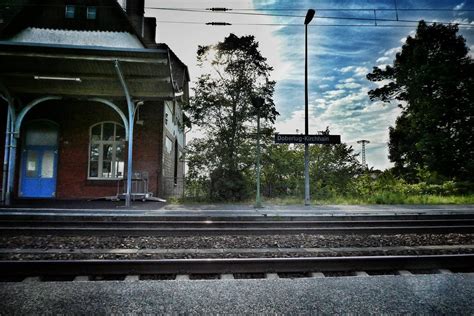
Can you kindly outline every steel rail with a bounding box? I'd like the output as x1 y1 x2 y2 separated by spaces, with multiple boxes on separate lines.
1 254 473 276
1 213 474 222
1 219 474 227
1 225 474 236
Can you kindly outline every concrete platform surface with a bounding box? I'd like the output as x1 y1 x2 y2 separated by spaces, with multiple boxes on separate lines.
0 204 473 218
1 274 473 314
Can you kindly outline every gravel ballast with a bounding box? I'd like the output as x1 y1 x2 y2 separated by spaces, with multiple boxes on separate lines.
1 247 474 260
1 233 473 260
1 233 473 250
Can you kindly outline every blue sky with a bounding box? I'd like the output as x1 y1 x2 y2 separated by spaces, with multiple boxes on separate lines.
147 0 474 170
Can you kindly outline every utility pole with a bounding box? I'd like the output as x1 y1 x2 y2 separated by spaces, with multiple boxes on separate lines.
357 140 370 169
304 9 315 206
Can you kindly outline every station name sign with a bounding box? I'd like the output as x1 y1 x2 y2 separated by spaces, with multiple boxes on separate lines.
275 134 341 144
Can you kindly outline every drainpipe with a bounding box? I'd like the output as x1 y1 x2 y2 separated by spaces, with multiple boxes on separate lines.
0 83 16 206
114 60 134 207
6 125 16 206
5 101 16 206
1 101 10 204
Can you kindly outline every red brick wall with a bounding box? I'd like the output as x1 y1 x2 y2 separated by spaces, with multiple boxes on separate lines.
127 101 163 197
14 99 164 200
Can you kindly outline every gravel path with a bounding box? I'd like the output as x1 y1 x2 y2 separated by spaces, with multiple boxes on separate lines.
1 233 473 250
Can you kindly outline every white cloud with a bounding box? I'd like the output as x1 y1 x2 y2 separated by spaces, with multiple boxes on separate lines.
384 47 401 57
319 84 329 89
376 64 389 71
454 2 465 10
339 66 354 73
451 18 474 25
322 76 335 81
400 31 416 44
374 79 392 88
337 66 369 77
314 98 328 109
148 0 292 86
336 82 362 89
276 84 400 170
324 88 369 113
372 46 403 70
376 56 390 64
354 67 369 77
324 89 346 98
275 104 325 134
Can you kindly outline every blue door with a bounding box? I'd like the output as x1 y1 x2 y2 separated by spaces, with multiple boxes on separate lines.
20 121 59 198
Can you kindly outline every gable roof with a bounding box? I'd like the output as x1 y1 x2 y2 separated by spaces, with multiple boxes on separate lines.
0 0 144 46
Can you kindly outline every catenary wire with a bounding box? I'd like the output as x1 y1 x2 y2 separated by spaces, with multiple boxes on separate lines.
146 7 474 27
154 21 473 28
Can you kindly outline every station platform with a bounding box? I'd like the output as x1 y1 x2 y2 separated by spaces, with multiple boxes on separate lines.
0 202 473 218
1 274 473 314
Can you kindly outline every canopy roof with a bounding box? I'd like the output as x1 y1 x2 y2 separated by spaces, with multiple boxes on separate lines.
0 41 179 100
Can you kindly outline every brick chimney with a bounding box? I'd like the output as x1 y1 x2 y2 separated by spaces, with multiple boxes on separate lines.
126 0 145 37
143 17 157 47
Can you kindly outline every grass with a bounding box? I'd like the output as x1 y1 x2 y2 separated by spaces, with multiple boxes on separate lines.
268 194 474 205
169 194 474 205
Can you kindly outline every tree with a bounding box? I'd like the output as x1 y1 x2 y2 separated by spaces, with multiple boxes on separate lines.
260 142 362 199
186 34 278 201
367 21 474 181
309 143 362 198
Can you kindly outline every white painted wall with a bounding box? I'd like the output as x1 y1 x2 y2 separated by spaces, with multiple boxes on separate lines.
164 100 185 147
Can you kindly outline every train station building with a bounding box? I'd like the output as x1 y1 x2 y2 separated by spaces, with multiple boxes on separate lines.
0 0 189 205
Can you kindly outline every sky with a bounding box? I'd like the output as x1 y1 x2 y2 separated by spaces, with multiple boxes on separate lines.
145 0 474 170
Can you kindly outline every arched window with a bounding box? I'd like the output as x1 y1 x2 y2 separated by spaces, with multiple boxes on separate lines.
88 122 125 179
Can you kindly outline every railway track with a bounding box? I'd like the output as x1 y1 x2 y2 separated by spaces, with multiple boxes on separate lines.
1 254 473 280
1 214 474 236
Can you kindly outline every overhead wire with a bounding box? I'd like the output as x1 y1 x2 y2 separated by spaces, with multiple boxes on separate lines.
154 21 437 28
144 6 474 12
145 7 474 27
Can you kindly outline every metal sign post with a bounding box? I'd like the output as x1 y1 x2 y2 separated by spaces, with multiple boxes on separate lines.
304 9 315 206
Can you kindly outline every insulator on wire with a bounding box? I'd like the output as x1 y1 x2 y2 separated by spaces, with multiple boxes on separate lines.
205 22 232 26
207 7 231 11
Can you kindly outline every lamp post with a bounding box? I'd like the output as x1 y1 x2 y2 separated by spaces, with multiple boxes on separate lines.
304 9 315 206
252 96 264 208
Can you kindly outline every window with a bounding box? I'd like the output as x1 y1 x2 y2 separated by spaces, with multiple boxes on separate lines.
89 122 125 179
65 5 75 19
87 6 97 20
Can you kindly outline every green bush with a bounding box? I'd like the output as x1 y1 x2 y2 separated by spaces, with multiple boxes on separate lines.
210 168 250 201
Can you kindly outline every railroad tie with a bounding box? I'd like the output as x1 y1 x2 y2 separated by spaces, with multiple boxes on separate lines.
175 274 190 281
23 276 41 282
124 275 140 281
74 276 91 281
265 273 279 279
354 271 369 277
396 270 413 276
220 274 234 280
310 272 325 278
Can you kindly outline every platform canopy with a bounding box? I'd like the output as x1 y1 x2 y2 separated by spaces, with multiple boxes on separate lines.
0 41 177 100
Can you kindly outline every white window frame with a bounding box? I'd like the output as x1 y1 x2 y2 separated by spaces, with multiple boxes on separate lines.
87 6 97 20
88 121 125 180
65 5 75 19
